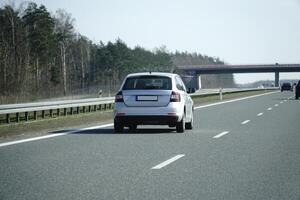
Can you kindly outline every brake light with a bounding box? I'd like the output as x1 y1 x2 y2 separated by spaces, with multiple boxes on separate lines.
115 91 124 102
170 91 180 102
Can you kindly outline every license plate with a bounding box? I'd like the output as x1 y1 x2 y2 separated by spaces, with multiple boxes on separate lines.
136 95 158 101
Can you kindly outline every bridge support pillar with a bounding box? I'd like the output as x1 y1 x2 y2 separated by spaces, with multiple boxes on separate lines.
275 72 279 87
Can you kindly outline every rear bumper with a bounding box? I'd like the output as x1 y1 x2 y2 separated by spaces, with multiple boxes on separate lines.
281 87 292 91
115 115 179 126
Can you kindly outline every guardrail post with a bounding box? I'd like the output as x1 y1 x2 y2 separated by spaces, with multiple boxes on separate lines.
42 110 45 118
25 112 29 121
6 114 10 123
104 104 107 110
57 109 60 116
94 105 97 111
16 113 20 122
83 106 86 113
219 88 223 100
99 104 102 111
34 111 37 120
50 109 53 118
77 106 80 114
64 108 67 116
88 106 91 112
70 107 73 115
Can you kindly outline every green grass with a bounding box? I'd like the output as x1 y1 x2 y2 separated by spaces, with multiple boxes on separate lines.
0 111 113 142
0 89 275 142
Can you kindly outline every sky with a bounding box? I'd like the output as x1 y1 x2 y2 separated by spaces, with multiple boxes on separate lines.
7 0 300 84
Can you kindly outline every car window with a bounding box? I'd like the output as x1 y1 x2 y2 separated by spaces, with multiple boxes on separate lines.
178 76 187 91
123 76 172 90
175 76 185 91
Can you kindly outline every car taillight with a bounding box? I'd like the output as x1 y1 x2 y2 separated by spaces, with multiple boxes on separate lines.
115 91 124 102
170 91 180 102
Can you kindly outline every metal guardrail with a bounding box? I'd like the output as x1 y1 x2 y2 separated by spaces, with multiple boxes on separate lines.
0 88 277 124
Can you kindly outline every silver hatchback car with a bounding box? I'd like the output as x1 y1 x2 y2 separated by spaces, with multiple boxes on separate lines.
113 72 194 133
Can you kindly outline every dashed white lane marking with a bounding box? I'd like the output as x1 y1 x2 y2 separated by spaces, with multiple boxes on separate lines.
280 101 283 104
213 131 230 139
151 154 185 169
0 123 114 148
257 112 264 116
267 107 272 111
274 104 279 107
284 100 287 102
241 120 250 125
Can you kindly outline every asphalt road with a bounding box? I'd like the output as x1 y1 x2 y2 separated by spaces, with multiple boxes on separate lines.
0 91 299 200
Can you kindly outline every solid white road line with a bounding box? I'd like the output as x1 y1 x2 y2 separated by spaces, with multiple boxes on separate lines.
241 120 250 125
0 133 68 148
267 107 272 111
151 154 185 169
213 131 230 139
0 123 113 148
274 104 279 107
257 112 264 116
194 91 279 110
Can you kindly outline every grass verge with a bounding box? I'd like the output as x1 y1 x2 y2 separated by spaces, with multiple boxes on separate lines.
0 89 275 142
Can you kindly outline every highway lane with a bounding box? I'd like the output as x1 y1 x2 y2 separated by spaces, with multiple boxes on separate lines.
0 91 299 200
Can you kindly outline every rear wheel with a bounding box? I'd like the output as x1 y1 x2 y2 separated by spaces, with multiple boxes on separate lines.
185 111 193 130
114 119 124 133
128 124 137 132
176 114 185 133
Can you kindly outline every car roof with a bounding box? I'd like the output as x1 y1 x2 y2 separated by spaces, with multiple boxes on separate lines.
125 72 178 78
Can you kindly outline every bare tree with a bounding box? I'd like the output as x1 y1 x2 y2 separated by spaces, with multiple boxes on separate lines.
54 9 75 95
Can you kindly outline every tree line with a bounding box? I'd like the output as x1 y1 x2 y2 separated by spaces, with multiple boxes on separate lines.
0 2 235 103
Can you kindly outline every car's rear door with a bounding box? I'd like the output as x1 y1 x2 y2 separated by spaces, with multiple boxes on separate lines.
175 76 193 120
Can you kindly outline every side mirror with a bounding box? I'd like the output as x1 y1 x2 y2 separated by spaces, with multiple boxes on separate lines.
187 88 196 94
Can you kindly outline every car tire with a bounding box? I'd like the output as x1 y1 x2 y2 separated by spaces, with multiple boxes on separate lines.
114 119 124 133
185 111 193 130
128 124 137 132
176 113 185 133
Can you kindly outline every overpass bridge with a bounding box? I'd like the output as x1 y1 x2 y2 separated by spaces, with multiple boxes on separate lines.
177 63 300 89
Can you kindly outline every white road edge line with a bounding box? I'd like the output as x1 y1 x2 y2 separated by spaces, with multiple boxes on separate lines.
257 112 264 116
0 123 113 148
151 154 185 169
241 120 250 125
0 91 279 148
213 131 230 139
194 91 279 110
267 107 272 111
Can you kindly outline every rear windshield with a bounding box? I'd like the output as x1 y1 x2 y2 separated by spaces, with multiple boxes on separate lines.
123 76 172 90
282 83 291 86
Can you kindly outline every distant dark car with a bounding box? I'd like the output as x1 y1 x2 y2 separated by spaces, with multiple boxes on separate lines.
295 81 300 99
281 82 292 92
